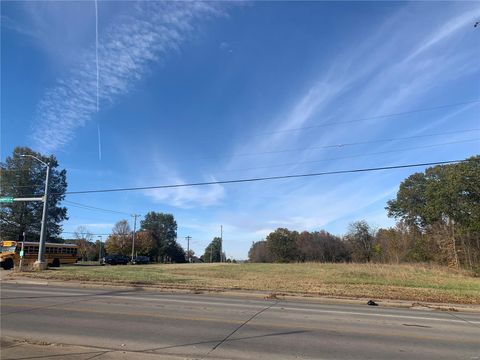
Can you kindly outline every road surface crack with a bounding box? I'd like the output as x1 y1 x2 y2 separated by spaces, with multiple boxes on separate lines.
200 300 279 359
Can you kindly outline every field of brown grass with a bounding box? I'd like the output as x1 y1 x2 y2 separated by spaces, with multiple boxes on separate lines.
13 262 480 304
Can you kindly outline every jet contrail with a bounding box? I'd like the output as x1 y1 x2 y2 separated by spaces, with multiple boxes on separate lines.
95 0 101 161
97 123 102 161
95 0 99 112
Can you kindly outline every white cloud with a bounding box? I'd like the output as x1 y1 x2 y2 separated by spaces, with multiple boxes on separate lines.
82 223 114 230
219 5 479 244
146 182 225 209
1 15 40 39
30 2 227 153
404 8 480 63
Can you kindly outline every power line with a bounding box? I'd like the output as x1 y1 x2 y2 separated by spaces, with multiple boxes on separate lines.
61 160 466 195
229 128 480 158
257 99 479 135
2 123 478 181
2 98 478 173
61 231 111 237
222 138 479 173
124 127 480 165
63 200 132 217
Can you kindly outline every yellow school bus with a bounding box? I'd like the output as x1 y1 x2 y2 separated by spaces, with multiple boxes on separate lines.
0 240 79 270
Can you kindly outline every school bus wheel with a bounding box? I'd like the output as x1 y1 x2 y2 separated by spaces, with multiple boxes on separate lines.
51 258 60 267
1 258 14 270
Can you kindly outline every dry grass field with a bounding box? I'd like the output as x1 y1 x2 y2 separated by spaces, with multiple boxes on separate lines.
13 262 480 304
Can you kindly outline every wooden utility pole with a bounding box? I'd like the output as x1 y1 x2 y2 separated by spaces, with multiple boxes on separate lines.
131 214 141 261
185 236 191 262
220 225 223 262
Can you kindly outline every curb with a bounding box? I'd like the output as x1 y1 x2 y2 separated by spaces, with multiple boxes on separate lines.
4 276 480 313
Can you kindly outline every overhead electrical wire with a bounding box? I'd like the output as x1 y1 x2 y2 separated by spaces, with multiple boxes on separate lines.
222 138 479 173
3 126 476 177
1 98 479 173
63 200 132 216
256 99 479 135
230 128 480 158
59 160 466 196
61 231 111 237
131 127 480 164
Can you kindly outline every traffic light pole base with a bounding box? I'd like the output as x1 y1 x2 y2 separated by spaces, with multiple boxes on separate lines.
33 261 47 271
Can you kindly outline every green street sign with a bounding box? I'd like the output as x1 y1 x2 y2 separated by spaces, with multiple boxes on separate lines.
0 197 14 203
20 250 24 257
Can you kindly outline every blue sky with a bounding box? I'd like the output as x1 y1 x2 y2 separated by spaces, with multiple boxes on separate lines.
1 1 479 259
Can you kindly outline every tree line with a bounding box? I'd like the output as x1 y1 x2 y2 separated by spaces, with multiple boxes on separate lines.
2 147 479 269
248 156 480 271
72 212 185 263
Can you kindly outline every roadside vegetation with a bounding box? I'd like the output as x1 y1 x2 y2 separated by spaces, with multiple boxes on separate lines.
249 157 480 274
14 262 480 304
2 149 480 305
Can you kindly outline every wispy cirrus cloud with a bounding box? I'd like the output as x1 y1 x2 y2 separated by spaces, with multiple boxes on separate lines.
82 223 114 230
1 15 40 39
30 2 227 153
218 4 480 244
146 180 225 209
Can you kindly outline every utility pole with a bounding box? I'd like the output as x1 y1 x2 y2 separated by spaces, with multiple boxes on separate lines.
98 235 102 263
185 236 191 262
131 214 140 261
220 225 223 263
20 154 49 270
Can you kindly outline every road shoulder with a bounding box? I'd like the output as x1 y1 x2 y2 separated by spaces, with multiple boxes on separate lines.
3 272 480 314
0 336 182 360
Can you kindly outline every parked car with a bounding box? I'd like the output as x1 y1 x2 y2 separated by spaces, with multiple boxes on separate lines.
131 256 149 265
101 254 130 265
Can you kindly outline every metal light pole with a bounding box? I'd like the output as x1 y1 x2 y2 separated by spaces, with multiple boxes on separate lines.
21 154 50 270
131 214 140 261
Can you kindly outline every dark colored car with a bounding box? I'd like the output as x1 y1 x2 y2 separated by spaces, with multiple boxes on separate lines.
131 256 149 265
101 254 130 265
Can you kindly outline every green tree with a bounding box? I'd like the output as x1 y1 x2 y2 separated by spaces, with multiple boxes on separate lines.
386 156 480 268
0 147 68 242
386 156 480 231
203 237 222 262
266 228 298 263
140 212 178 262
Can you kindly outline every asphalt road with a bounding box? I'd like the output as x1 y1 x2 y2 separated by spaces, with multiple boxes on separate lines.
1 282 479 360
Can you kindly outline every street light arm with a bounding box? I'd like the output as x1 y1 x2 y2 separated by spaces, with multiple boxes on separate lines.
20 153 50 270
20 154 49 167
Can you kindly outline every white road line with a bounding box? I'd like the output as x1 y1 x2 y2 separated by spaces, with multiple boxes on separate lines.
3 288 479 325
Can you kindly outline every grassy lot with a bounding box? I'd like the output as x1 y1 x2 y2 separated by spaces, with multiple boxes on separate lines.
13 262 480 304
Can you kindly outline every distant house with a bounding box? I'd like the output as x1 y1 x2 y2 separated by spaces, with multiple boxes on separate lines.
190 256 203 263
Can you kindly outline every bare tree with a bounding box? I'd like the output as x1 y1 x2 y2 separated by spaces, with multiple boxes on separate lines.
345 221 376 262
74 226 96 261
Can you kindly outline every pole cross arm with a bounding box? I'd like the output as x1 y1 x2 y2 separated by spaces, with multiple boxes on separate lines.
14 197 44 202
